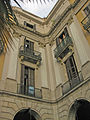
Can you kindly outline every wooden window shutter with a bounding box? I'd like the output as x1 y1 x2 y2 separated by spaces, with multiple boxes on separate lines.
30 41 34 51
20 64 25 94
56 37 60 46
21 64 25 84
30 69 35 87
64 27 69 37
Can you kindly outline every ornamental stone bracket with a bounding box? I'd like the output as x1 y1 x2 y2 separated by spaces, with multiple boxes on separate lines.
67 16 74 26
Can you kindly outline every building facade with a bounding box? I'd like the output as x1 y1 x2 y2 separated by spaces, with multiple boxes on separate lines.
0 0 90 120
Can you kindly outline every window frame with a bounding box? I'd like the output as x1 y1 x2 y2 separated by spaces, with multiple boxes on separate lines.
24 21 36 30
20 64 35 96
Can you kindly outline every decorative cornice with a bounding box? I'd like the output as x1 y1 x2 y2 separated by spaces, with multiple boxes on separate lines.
13 8 44 25
48 0 81 36
14 0 81 39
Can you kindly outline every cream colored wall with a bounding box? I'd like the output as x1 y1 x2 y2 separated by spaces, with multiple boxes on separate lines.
0 36 19 92
0 1 90 120
39 47 48 88
69 16 90 66
15 12 45 34
7 38 19 80
51 43 66 86
45 44 57 91
13 0 70 35
1 0 89 95
44 0 70 34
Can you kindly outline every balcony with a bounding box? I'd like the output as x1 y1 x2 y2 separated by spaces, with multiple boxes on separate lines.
17 84 42 99
19 46 42 66
81 14 90 33
62 71 84 95
54 36 73 60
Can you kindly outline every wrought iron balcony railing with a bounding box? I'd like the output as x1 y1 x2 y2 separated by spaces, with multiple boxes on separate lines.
81 14 90 33
54 36 73 60
62 71 84 95
19 46 42 66
17 84 42 99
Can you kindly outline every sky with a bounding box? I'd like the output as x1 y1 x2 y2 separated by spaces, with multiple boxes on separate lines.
11 0 58 18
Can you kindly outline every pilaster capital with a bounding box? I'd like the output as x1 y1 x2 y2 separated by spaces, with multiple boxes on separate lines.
67 16 74 26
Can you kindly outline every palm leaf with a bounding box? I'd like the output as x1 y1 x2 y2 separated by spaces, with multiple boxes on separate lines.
0 0 18 54
13 0 52 5
0 0 52 54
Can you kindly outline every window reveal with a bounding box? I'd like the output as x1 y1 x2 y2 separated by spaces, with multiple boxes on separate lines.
21 64 35 96
64 55 80 88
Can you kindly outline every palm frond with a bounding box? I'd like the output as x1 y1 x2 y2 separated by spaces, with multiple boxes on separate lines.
14 0 52 5
0 0 18 54
0 0 53 54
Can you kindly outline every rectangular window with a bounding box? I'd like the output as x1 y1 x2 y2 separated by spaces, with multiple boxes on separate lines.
24 39 34 52
20 64 35 96
56 27 69 47
64 55 80 88
24 21 36 30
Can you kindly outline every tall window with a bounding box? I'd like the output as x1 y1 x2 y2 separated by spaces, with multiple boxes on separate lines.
64 55 80 87
24 39 34 52
24 21 36 30
21 64 35 96
56 27 69 47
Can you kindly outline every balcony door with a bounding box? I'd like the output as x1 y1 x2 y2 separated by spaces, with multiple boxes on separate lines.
21 64 35 96
24 39 34 53
64 55 80 88
56 27 69 47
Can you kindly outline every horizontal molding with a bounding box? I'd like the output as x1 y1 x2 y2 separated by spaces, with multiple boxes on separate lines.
13 0 81 39
0 77 89 104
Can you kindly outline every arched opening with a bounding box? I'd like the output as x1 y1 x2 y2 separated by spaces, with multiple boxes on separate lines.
13 108 41 120
68 99 90 120
75 100 90 120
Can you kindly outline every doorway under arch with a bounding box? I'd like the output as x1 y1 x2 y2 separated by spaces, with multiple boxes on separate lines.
68 99 90 120
13 108 41 120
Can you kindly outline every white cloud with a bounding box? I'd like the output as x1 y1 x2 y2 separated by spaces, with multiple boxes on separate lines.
11 0 58 18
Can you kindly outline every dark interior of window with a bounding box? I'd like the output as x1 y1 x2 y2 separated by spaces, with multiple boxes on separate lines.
26 23 34 29
24 21 34 29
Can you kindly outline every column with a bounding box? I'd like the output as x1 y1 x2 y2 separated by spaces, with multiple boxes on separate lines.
45 44 56 91
1 35 20 92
